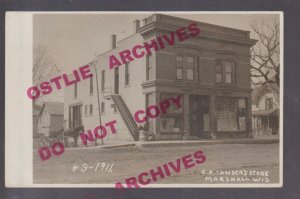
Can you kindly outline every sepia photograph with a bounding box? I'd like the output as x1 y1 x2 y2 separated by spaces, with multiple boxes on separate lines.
6 12 283 188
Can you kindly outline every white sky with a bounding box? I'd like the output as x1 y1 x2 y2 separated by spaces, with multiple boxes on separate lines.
33 12 279 103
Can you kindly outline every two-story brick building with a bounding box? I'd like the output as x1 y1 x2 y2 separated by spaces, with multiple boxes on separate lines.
64 14 257 142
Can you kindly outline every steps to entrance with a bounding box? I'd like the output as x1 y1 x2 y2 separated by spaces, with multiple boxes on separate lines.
111 94 139 141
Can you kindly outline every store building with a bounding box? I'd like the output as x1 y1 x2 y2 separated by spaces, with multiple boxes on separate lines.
64 14 257 141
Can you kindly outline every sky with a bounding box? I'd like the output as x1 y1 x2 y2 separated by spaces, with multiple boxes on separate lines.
33 12 280 103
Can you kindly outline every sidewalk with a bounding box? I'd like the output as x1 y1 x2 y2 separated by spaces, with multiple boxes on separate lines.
62 137 279 150
136 138 279 148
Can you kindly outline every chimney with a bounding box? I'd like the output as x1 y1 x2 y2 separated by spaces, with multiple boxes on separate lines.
133 19 140 33
110 34 116 49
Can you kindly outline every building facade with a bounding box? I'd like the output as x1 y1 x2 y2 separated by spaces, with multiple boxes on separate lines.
252 83 279 135
64 14 256 142
38 102 64 137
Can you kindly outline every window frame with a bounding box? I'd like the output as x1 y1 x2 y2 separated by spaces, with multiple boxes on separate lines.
215 60 235 84
74 82 77 98
85 105 88 116
186 56 195 81
89 104 93 116
265 97 274 110
176 55 183 80
101 70 105 92
89 76 93 95
101 102 105 113
125 63 130 86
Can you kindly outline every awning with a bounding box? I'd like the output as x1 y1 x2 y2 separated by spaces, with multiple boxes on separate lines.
252 109 279 116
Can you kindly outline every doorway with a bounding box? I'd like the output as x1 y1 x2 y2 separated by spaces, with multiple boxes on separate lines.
189 95 209 137
69 104 82 129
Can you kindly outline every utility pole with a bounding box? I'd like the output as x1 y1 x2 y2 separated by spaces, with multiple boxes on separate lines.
92 54 104 145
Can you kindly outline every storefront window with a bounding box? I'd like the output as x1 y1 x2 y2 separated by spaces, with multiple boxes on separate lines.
216 97 247 132
160 93 184 133
160 93 183 113
160 117 183 133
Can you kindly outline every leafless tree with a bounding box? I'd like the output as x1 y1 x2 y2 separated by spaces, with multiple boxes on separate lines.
250 17 280 87
33 45 60 86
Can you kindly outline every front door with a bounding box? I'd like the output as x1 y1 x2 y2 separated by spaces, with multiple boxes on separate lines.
189 95 209 138
69 105 82 129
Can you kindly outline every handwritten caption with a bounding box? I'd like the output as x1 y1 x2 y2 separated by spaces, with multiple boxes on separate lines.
72 162 114 173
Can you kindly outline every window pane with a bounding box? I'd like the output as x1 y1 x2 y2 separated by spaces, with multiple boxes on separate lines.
216 73 222 83
176 56 183 62
101 102 105 113
238 99 246 108
160 117 183 132
125 63 129 85
187 68 194 80
216 65 222 72
176 68 183 79
89 104 93 115
216 97 238 132
101 70 105 91
176 56 183 67
265 98 273 110
160 93 183 113
225 61 232 72
74 83 77 98
90 77 93 94
203 114 210 131
225 73 232 83
186 56 194 68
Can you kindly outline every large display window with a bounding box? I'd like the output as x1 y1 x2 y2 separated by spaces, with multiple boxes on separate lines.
216 97 247 132
160 93 184 133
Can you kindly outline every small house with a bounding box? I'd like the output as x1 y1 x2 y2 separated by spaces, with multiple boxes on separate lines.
252 83 279 135
37 102 64 137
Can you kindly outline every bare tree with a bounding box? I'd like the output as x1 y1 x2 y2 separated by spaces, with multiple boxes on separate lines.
33 45 60 86
250 17 280 87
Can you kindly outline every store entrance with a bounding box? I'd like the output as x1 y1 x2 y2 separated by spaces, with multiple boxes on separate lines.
189 95 209 138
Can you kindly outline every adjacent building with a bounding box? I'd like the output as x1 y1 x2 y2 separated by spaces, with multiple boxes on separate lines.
64 14 257 141
38 102 64 137
252 83 279 135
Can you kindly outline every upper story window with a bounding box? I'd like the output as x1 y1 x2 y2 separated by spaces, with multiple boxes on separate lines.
186 56 194 80
265 98 273 110
85 105 88 116
74 82 77 98
224 61 233 83
101 70 105 91
89 104 93 115
146 55 154 80
216 60 235 84
90 76 93 95
101 102 105 113
125 63 130 85
176 56 183 80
